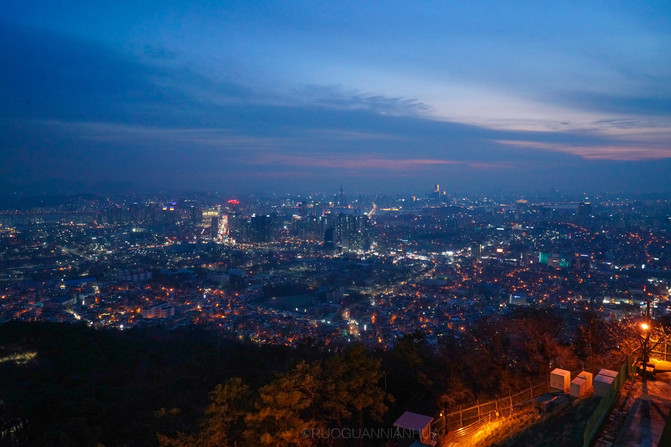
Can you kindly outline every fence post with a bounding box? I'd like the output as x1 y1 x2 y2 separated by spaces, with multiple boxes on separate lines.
477 400 480 417
509 390 513 413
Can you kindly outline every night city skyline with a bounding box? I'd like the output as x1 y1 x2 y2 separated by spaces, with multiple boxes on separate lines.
3 4 671 446
2 1 671 196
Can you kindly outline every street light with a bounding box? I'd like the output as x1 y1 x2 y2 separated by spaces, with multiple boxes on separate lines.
638 301 654 380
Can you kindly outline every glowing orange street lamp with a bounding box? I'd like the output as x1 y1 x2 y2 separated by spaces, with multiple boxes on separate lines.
638 300 654 380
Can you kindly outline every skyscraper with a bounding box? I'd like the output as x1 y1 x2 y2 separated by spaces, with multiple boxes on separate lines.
250 214 275 243
336 214 371 251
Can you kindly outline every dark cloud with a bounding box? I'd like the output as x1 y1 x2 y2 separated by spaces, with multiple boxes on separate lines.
290 85 431 116
0 22 255 126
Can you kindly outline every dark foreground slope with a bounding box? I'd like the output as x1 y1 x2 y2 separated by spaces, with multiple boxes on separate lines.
0 322 299 446
0 308 629 446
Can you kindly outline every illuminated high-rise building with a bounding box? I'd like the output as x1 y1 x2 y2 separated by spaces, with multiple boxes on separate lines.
336 213 371 251
227 199 240 214
202 208 219 228
161 202 177 223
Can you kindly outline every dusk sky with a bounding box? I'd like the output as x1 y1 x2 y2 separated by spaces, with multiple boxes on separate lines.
2 1 671 195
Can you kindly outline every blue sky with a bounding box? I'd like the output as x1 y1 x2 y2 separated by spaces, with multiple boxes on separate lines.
2 1 671 195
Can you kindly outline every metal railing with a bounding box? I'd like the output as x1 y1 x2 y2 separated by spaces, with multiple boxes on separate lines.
435 379 551 442
582 359 632 447
650 340 671 362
